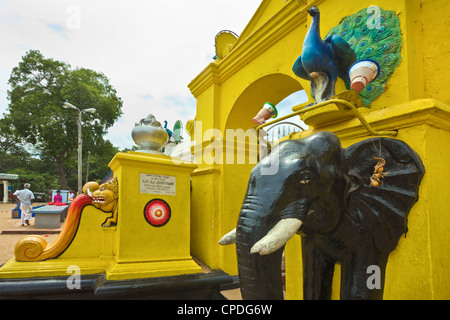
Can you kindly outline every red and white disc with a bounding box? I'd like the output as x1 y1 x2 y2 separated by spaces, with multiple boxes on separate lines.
144 199 171 227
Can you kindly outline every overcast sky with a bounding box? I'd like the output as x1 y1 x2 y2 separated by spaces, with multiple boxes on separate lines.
0 0 306 150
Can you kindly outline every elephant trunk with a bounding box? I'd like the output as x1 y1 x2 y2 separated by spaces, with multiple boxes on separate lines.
233 196 303 300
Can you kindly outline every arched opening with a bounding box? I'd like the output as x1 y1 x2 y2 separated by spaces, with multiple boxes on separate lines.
225 73 304 131
220 74 304 276
266 90 309 145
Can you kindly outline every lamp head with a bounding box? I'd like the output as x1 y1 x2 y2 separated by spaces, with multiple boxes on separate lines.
252 102 278 125
348 59 380 93
63 102 78 110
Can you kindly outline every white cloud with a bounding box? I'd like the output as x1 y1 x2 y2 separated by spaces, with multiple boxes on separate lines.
0 0 269 149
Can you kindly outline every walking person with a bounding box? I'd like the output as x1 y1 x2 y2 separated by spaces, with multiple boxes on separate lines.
13 183 35 226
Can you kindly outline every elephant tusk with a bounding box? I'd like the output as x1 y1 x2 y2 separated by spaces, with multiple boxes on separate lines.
250 218 303 255
219 228 236 245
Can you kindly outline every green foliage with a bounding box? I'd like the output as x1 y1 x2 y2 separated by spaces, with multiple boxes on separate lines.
10 169 59 195
2 49 123 190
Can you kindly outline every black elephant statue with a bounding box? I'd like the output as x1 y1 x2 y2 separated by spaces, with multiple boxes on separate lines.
220 131 424 300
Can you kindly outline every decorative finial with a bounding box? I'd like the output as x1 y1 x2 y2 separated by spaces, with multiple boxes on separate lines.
131 114 169 154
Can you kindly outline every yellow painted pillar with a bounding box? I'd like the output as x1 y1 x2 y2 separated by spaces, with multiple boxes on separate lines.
105 152 202 280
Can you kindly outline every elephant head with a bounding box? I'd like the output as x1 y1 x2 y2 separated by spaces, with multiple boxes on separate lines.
220 131 424 300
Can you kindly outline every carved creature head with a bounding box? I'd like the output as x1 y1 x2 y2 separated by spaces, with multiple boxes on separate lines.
83 178 118 213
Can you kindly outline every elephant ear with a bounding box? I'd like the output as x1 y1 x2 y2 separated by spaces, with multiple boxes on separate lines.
343 138 425 253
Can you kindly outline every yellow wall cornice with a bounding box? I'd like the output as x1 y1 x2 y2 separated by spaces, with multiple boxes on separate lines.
188 63 220 98
287 99 450 141
188 0 319 98
109 151 197 172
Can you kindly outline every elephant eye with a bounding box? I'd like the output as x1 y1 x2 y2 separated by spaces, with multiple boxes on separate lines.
294 170 314 187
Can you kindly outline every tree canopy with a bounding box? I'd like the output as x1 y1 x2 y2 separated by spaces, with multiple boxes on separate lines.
1 50 123 190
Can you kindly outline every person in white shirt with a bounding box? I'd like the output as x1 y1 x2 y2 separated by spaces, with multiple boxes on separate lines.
13 183 35 226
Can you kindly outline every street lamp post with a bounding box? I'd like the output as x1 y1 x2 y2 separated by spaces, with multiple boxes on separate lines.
63 102 96 195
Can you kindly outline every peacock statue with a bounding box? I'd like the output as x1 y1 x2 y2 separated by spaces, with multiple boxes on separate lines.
293 5 402 106
163 120 184 144
293 6 356 103
163 120 173 139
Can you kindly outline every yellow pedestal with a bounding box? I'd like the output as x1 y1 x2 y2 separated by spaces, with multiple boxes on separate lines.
106 151 201 280
0 152 202 281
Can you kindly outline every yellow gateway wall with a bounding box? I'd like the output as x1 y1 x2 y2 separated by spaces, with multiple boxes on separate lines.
188 0 450 299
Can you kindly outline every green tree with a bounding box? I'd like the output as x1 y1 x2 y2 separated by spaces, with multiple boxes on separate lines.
3 50 123 189
0 120 59 195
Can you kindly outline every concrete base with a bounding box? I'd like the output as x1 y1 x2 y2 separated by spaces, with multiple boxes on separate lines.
0 270 233 300
32 205 68 229
34 212 61 228
105 258 203 281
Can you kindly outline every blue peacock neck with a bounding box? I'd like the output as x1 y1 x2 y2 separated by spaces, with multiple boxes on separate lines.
306 13 323 45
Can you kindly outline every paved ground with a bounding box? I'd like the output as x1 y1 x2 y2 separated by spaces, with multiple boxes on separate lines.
0 203 61 265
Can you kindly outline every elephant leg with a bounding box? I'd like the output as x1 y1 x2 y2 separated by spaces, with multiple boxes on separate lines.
301 238 335 300
340 247 389 300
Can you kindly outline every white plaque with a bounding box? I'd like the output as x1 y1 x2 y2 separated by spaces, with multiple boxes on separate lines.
139 173 176 196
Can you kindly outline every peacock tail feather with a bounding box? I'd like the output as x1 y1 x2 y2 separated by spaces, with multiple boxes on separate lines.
326 6 402 106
